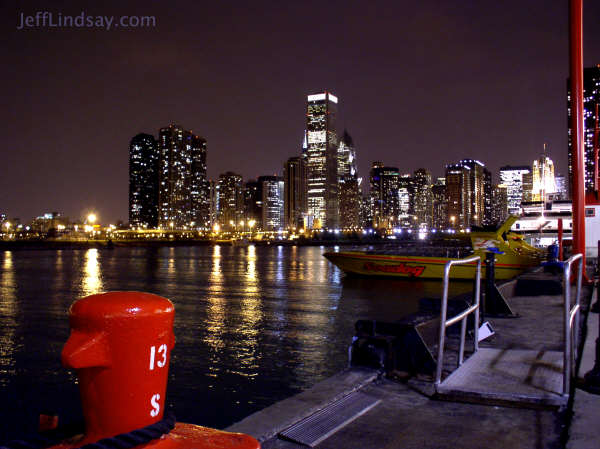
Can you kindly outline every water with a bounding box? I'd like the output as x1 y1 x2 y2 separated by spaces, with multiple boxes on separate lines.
0 245 472 441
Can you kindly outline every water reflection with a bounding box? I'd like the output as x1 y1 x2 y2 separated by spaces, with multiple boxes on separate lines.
81 248 103 296
0 251 17 385
205 245 226 356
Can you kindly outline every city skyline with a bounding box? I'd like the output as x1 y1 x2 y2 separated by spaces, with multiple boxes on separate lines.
3 0 600 223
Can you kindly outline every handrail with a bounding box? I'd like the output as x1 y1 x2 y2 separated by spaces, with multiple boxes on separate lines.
434 255 482 386
563 253 583 395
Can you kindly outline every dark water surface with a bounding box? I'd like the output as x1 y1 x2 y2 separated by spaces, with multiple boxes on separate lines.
0 245 471 441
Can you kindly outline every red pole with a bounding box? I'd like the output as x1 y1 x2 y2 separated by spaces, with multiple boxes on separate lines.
558 218 564 260
569 0 586 268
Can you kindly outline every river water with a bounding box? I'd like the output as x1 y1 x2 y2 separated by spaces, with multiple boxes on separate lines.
0 245 471 441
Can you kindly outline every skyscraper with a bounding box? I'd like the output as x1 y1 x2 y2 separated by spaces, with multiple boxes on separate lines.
158 125 209 229
568 65 600 194
260 176 284 231
445 163 471 229
413 168 433 230
284 157 307 230
217 172 243 231
306 92 338 229
531 154 556 202
499 165 531 215
369 162 400 229
492 184 508 225
243 180 262 230
189 135 210 229
458 159 486 227
337 131 362 229
432 178 447 230
129 133 159 229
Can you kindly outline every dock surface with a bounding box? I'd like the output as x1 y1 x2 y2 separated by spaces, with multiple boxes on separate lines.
227 271 599 448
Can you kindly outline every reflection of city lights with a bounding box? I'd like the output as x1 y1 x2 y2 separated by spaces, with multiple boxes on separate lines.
82 248 103 296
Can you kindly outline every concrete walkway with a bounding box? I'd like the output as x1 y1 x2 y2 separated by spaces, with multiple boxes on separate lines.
567 284 600 449
227 274 599 449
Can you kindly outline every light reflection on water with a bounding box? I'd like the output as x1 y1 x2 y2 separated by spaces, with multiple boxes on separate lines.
0 245 474 440
81 248 103 296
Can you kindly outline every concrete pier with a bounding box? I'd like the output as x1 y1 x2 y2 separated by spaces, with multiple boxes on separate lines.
227 270 599 448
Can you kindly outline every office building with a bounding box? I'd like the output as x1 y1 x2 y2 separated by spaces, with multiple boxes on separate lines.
284 157 307 230
492 184 509 225
158 125 209 229
499 165 531 215
217 172 244 231
370 162 400 229
261 176 284 231
432 178 447 229
244 180 262 231
568 65 600 194
413 168 433 230
306 92 338 229
337 131 362 229
445 163 471 229
531 154 556 202
129 133 159 228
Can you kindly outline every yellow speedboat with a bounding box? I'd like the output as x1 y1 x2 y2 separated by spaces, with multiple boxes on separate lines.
323 217 544 280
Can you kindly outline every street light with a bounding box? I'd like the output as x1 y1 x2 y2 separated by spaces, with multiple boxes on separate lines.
87 213 97 224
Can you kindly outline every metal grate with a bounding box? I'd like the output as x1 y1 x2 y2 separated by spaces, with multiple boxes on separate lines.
279 391 381 447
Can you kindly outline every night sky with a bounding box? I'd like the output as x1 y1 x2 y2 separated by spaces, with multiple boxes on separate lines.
2 0 600 224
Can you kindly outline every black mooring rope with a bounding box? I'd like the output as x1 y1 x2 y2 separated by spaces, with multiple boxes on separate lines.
0 413 176 449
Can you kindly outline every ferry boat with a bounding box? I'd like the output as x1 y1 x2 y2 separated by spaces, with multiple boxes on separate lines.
323 216 545 280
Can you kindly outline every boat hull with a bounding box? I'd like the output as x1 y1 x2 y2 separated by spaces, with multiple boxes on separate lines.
323 251 534 280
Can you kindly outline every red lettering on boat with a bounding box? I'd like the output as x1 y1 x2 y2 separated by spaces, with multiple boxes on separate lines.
363 262 426 277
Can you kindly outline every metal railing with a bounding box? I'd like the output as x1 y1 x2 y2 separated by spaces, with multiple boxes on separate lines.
563 253 583 395
434 255 482 386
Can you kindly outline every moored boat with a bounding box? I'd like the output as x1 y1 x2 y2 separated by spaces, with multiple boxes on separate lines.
323 217 545 280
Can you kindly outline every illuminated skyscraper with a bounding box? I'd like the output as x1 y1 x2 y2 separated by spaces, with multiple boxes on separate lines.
306 92 338 229
337 131 361 229
568 65 600 194
158 125 209 229
370 162 400 229
284 157 307 230
432 178 447 229
531 154 556 201
260 176 284 231
129 133 159 228
413 168 433 230
499 165 531 215
189 135 210 229
458 159 486 227
445 163 471 229
217 172 243 231
492 184 509 224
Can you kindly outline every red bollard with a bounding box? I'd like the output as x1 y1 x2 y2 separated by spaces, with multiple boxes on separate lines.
49 291 259 449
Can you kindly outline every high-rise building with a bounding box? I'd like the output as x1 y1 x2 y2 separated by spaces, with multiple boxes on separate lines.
397 174 414 228
554 174 568 200
129 133 159 229
413 168 433 230
217 172 243 231
158 125 209 229
531 154 556 202
432 178 447 230
260 176 284 231
492 184 508 225
284 157 307 230
458 159 486 227
499 165 531 215
568 65 600 194
244 180 262 231
483 168 493 225
370 162 400 229
445 163 471 229
337 131 362 229
189 135 210 229
306 92 338 229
